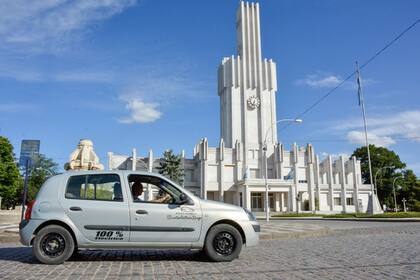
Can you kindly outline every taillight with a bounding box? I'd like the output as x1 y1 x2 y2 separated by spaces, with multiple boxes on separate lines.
24 200 35 220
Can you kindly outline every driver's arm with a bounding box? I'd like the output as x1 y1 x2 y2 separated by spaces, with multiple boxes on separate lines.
151 193 171 203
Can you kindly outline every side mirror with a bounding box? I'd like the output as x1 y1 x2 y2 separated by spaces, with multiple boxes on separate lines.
179 193 189 204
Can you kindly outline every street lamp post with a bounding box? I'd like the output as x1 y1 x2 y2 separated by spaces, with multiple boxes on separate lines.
374 166 394 195
263 118 302 222
392 175 403 212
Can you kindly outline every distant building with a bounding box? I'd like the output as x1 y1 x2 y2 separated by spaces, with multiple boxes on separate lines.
108 1 373 213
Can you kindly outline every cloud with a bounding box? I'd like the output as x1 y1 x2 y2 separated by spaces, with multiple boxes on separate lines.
295 74 342 88
295 72 378 90
346 131 396 147
320 152 351 160
118 99 162 124
332 110 420 147
0 0 136 52
53 71 115 83
0 68 116 83
0 103 35 113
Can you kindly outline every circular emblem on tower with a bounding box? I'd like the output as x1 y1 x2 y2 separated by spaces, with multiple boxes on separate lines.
247 95 261 110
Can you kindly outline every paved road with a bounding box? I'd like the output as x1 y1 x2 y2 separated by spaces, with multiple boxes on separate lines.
1 221 419 279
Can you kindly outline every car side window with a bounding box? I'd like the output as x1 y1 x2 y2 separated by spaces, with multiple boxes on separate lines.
65 174 123 202
128 174 183 204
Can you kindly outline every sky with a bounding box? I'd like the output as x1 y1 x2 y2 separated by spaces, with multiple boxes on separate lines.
0 0 419 175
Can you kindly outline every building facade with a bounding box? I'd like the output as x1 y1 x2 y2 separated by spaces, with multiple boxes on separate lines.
108 1 373 214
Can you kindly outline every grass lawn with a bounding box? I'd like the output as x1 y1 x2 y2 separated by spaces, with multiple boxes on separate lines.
325 212 420 218
271 212 420 218
271 213 323 218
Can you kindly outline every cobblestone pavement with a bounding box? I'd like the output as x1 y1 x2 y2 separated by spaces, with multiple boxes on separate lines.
1 222 419 279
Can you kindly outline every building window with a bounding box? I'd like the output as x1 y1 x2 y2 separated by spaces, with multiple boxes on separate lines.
334 197 342 206
250 168 260 179
346 197 354 205
251 193 262 210
298 180 307 183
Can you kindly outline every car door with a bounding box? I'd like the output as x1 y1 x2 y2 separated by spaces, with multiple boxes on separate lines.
60 173 130 242
127 174 202 243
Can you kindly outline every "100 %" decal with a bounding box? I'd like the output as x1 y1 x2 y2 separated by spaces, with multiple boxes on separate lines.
95 230 124 240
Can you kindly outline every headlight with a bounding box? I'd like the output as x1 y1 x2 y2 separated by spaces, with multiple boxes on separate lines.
243 208 256 221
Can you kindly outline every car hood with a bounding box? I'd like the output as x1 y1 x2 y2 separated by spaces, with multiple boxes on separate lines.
199 198 244 212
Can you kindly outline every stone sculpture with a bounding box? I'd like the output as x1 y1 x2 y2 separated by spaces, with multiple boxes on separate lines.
64 139 104 170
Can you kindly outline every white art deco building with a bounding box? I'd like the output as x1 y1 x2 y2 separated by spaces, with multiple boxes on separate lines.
108 1 374 214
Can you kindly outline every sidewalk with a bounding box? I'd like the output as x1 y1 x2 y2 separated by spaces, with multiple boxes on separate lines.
258 217 420 222
259 221 330 240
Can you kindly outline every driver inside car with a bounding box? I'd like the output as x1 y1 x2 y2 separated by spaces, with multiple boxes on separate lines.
131 180 172 203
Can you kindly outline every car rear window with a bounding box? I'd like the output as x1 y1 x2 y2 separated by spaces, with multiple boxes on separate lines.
65 174 123 202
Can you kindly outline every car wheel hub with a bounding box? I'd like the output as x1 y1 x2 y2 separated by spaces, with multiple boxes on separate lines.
41 233 66 257
213 232 235 256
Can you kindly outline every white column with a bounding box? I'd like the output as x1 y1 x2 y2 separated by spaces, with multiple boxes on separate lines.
147 149 153 172
200 139 209 200
281 192 285 212
315 156 321 211
289 186 295 212
307 144 315 212
340 156 347 213
292 143 299 212
147 149 153 201
107 152 114 170
327 155 334 211
132 148 137 171
275 193 280 212
352 156 360 212
245 185 251 211
218 139 225 202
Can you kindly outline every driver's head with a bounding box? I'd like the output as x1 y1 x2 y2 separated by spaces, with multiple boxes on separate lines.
132 181 144 198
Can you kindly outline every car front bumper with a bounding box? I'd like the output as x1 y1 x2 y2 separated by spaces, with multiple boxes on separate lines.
238 220 260 247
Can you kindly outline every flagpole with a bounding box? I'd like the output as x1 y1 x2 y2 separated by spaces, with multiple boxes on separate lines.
356 62 383 214
356 62 374 194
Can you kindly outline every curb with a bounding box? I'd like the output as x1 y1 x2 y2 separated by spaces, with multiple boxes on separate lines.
257 217 420 222
322 218 420 222
259 228 331 240
0 233 19 244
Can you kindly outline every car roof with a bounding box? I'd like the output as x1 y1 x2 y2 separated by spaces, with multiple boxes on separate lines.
56 170 176 184
60 170 157 176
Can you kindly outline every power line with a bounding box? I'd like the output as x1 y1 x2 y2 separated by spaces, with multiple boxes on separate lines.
279 18 420 132
280 136 420 143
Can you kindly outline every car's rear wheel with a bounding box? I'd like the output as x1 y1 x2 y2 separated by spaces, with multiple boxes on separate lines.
33 225 75 265
204 224 242 262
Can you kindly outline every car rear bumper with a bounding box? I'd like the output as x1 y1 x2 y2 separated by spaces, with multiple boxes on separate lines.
19 219 45 246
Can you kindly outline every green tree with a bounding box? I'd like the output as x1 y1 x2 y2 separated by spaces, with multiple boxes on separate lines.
352 145 419 210
398 169 420 211
0 136 21 209
25 154 59 201
157 150 184 185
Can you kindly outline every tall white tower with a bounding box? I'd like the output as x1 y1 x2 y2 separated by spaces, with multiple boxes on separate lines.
218 1 278 159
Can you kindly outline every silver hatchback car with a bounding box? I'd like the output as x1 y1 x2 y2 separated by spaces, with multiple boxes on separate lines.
19 170 259 264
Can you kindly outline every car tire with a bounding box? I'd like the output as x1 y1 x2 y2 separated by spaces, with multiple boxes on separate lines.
32 225 75 265
204 224 242 262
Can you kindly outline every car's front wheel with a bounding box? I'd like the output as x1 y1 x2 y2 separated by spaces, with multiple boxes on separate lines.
204 224 242 262
32 225 75 265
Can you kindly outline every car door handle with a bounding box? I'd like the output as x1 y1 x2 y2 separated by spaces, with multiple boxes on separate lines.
70 206 82 211
136 210 148 215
